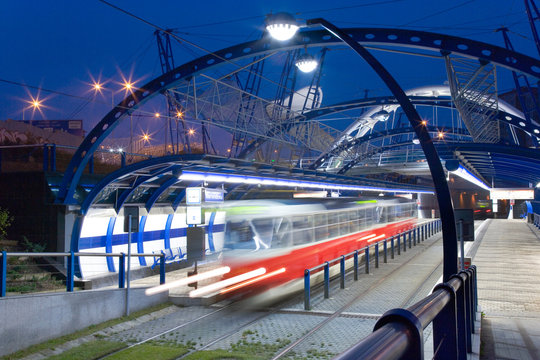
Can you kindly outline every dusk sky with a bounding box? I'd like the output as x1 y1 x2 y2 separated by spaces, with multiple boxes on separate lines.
0 0 536 140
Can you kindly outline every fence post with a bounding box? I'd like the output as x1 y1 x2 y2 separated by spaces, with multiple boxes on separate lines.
67 251 74 292
461 270 473 349
354 251 359 281
421 224 425 241
160 255 165 284
383 239 387 263
433 282 459 359
408 230 412 249
51 144 56 172
324 262 330 298
1 251 6 297
451 274 469 359
375 243 379 268
119 253 126 288
365 247 370 274
413 227 417 246
403 232 407 252
340 256 345 289
391 236 395 259
304 269 311 310
43 144 49 171
397 235 401 255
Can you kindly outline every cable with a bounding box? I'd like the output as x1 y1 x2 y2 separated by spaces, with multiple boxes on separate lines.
298 0 405 15
400 0 476 27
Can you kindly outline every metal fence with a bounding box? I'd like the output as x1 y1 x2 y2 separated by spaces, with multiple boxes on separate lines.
0 251 165 297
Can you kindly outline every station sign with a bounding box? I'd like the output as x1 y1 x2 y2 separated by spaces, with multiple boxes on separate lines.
186 187 224 205
490 188 534 200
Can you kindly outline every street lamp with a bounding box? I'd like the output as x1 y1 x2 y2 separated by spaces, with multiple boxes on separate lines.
23 97 43 121
295 53 318 73
267 14 457 281
91 82 114 107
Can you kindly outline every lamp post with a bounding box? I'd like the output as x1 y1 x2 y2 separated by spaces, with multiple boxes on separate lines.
266 14 457 281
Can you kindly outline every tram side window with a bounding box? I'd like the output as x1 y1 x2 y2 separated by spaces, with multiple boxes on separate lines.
225 221 254 250
339 212 349 235
365 208 373 229
349 210 359 233
357 209 366 231
386 206 395 223
314 213 328 241
292 215 314 245
327 212 340 238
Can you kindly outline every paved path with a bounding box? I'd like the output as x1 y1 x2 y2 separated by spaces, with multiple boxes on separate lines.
474 219 540 360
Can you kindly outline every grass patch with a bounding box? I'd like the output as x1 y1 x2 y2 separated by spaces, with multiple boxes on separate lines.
183 336 291 360
107 341 189 360
44 340 126 360
1 303 173 360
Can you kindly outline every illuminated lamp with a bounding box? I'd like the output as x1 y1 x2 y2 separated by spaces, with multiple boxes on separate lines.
295 53 318 73
266 12 299 41
445 160 490 190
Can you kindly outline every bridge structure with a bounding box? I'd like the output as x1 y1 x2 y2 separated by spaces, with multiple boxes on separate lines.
2 9 540 360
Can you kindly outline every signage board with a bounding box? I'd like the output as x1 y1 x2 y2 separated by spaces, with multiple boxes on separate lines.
186 187 203 205
186 206 203 225
454 209 474 241
123 206 139 232
204 188 224 203
21 120 84 137
490 188 534 200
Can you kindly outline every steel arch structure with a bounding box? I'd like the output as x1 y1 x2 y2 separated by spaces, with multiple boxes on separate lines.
57 27 540 205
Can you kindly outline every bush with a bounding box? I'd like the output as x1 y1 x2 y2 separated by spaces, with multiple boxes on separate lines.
0 206 13 241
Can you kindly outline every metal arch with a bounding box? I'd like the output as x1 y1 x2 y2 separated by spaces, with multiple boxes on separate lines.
57 27 540 204
145 176 179 212
79 154 208 214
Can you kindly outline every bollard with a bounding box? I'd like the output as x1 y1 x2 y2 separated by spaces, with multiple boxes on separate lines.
340 256 345 289
0 251 6 297
375 243 379 268
391 236 395 259
383 239 387 263
119 253 126 288
67 251 74 292
304 269 311 310
324 262 330 298
160 255 166 284
354 251 359 281
365 247 370 274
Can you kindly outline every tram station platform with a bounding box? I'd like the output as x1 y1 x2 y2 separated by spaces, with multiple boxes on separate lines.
6 218 540 359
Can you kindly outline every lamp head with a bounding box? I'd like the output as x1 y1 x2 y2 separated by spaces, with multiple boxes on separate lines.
295 53 318 73
370 109 390 122
266 12 299 41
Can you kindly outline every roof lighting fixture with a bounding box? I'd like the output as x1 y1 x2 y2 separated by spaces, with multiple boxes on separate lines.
295 53 318 73
445 161 490 190
178 170 434 194
266 12 299 41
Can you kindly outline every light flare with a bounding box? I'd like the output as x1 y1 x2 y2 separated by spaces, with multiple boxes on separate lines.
220 267 286 295
189 268 266 298
367 234 386 243
145 266 231 296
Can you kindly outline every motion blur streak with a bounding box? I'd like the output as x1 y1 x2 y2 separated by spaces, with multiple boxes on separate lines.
220 267 287 295
367 234 386 243
145 266 231 296
189 267 266 297
357 233 376 242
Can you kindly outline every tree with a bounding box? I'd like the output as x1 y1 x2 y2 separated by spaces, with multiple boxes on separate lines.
0 206 13 240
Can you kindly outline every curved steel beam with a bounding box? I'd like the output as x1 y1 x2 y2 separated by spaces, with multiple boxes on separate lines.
307 18 457 280
145 176 179 212
58 27 540 204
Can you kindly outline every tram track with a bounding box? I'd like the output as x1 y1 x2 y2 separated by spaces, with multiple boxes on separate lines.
100 230 443 360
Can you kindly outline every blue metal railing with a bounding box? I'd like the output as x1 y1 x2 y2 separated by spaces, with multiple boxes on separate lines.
304 219 441 310
336 266 477 360
0 251 165 297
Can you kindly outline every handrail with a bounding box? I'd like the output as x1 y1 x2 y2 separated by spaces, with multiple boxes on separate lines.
336 266 477 360
0 250 166 297
303 219 441 310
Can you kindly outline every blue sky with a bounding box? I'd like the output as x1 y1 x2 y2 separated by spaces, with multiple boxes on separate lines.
0 0 536 136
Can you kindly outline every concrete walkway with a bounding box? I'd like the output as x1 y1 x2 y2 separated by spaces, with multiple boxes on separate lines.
473 219 540 360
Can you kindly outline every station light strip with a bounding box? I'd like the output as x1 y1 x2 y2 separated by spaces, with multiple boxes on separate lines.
450 165 490 190
178 170 434 194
